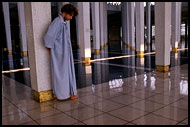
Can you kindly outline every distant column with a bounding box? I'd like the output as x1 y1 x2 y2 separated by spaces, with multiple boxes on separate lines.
99 2 104 50
177 2 182 48
92 2 100 55
128 2 135 51
103 2 108 47
135 2 144 58
77 2 91 65
171 2 178 53
146 2 151 51
155 2 171 72
2 2 12 55
17 2 28 56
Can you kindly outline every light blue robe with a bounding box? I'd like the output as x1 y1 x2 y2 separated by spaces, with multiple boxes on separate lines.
44 15 77 100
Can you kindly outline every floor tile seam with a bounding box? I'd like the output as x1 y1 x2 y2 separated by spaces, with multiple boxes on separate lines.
151 111 187 123
80 109 130 124
49 101 88 112
127 102 166 114
14 103 56 112
5 106 39 125
18 120 40 125
145 97 181 106
41 106 82 125
149 100 189 113
130 112 178 124
175 117 188 125
156 92 184 102
94 62 154 71
16 102 59 124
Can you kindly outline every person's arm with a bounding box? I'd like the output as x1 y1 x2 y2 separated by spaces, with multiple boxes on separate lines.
44 18 59 49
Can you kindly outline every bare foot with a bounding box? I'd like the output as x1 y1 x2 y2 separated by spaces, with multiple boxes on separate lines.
70 96 78 101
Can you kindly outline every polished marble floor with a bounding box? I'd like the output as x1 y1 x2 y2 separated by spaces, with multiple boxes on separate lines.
2 46 188 125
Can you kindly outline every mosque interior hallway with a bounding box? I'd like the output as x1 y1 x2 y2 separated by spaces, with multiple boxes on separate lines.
2 45 188 125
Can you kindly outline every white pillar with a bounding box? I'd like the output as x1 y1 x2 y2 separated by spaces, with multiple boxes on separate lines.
77 2 91 65
99 2 104 50
121 3 126 46
155 2 171 72
128 2 135 51
171 2 178 53
17 2 28 57
24 2 52 102
92 2 100 55
103 2 108 47
177 2 182 47
146 2 151 48
135 2 144 57
2 2 12 55
126 3 130 49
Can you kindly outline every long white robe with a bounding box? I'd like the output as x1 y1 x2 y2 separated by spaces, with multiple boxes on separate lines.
44 15 77 100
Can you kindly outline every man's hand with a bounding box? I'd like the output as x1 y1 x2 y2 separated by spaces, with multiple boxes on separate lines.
48 48 50 54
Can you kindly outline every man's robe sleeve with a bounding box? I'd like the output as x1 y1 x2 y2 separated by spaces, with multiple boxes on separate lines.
44 18 59 49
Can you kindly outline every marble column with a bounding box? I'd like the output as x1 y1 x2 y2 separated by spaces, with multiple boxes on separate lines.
17 2 28 57
185 20 188 48
155 2 171 72
177 2 181 48
121 2 126 47
103 2 108 47
77 2 91 65
92 2 100 55
146 2 151 51
24 2 52 102
128 2 135 51
99 2 104 50
126 3 130 49
135 2 144 58
171 2 179 53
2 2 12 55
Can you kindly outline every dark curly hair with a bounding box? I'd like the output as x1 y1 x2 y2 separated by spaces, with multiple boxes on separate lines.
61 4 78 16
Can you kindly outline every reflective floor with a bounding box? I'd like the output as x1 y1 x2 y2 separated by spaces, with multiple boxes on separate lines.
2 44 188 125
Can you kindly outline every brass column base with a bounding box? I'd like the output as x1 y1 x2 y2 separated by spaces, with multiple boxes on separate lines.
137 51 144 58
77 45 80 49
172 48 178 53
82 57 91 66
126 43 130 48
33 90 53 103
130 46 135 51
156 65 169 72
8 50 12 55
100 45 104 50
94 49 100 55
147 42 151 46
22 51 28 56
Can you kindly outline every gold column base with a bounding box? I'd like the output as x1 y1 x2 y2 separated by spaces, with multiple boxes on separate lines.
172 48 178 53
105 42 108 46
77 45 80 49
130 46 135 51
100 45 104 50
22 51 28 56
156 65 169 72
33 89 53 103
147 42 151 46
126 43 130 48
137 51 144 58
8 50 12 55
94 49 100 55
82 57 91 66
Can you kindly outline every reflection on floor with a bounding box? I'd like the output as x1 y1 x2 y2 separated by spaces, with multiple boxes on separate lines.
2 46 188 125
